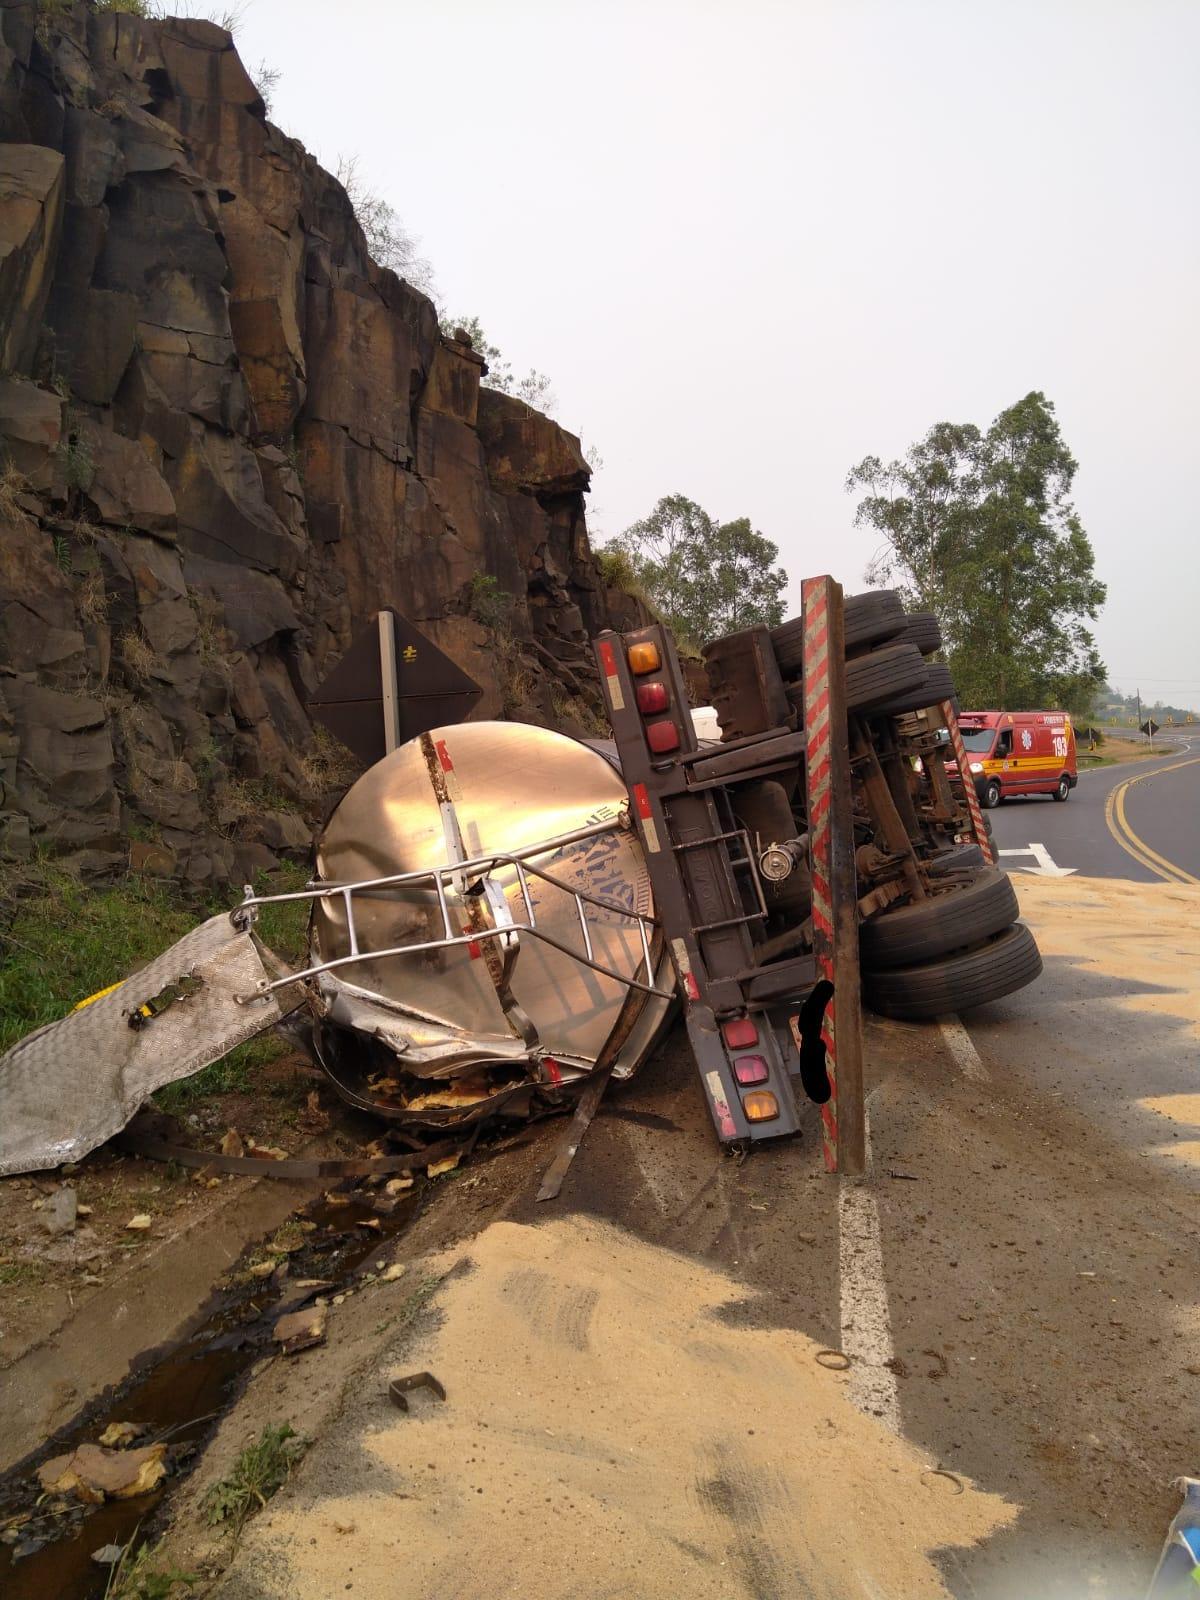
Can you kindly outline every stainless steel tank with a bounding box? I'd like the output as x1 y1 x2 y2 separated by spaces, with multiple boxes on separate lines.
307 722 674 1126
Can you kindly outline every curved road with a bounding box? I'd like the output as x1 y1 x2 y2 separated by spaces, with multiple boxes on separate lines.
988 733 1198 882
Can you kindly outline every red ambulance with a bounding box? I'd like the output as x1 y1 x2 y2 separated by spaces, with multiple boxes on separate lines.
955 710 1078 807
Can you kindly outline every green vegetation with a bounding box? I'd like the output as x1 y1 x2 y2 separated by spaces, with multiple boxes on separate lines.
1093 684 1197 729
593 546 637 591
57 415 93 492
202 1422 305 1536
0 461 31 522
466 574 537 715
848 392 1107 718
606 493 788 646
442 314 554 412
104 1536 196 1599
467 572 516 632
337 156 435 295
0 860 311 1106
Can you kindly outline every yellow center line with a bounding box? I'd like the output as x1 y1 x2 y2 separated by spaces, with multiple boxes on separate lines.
1103 757 1200 886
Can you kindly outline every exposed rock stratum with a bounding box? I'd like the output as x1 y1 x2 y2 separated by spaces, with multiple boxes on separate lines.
0 1 643 885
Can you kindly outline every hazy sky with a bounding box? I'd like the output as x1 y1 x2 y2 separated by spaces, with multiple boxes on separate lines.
234 0 1199 709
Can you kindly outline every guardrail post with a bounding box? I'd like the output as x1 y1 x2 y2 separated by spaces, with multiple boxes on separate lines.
940 699 995 865
802 576 866 1177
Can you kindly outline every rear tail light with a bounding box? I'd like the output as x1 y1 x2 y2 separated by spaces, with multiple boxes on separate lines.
734 1056 769 1086
742 1090 779 1121
627 642 661 674
645 720 680 754
635 682 669 714
721 1017 759 1050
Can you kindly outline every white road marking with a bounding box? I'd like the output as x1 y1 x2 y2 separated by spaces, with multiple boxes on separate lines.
838 1111 901 1434
936 1014 990 1082
998 842 1076 878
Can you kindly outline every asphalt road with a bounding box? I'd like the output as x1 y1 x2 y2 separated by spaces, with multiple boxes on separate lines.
989 733 1199 883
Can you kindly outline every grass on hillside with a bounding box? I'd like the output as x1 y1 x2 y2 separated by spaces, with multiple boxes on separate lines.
0 860 312 1105
1078 734 1179 770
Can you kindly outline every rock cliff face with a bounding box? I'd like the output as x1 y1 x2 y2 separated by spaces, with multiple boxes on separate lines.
0 1 644 885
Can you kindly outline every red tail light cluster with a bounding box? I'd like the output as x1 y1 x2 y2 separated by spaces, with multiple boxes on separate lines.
627 642 679 754
720 1017 778 1114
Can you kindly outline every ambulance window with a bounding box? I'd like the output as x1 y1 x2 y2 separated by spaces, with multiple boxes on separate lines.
995 730 1013 756
960 729 995 752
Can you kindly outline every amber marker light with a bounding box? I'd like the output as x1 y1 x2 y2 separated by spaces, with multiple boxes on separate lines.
627 642 661 674
742 1090 779 1121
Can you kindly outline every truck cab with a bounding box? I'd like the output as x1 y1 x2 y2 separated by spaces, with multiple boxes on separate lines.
957 711 1078 807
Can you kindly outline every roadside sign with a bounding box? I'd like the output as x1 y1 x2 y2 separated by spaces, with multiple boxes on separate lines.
308 609 482 766
1140 720 1160 737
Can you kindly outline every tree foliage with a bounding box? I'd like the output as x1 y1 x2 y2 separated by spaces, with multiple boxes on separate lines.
847 392 1106 715
337 157 436 296
443 315 556 413
607 494 788 646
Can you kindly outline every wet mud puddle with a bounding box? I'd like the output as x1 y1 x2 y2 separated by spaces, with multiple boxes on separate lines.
0 1182 425 1599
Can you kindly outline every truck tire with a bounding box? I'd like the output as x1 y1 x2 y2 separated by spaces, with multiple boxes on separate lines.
903 611 942 655
859 867 1019 970
865 661 956 718
1052 774 1071 801
862 922 1042 1020
843 641 928 712
784 640 929 720
927 843 985 875
771 590 906 674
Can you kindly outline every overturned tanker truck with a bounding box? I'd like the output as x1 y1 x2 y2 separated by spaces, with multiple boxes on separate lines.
0 583 1040 1178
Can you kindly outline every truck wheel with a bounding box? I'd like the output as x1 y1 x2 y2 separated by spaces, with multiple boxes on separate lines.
771 590 907 674
1052 774 1071 801
866 661 956 718
927 843 985 875
982 779 1002 809
903 612 942 656
861 922 1042 1020
859 867 1019 970
842 641 928 712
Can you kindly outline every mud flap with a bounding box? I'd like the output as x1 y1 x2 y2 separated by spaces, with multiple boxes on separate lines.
0 913 286 1176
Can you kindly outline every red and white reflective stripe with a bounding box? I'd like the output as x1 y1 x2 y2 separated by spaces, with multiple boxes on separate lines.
802 577 839 1171
433 737 463 801
597 638 625 711
632 781 660 854
670 937 699 1001
940 700 994 864
704 1069 739 1141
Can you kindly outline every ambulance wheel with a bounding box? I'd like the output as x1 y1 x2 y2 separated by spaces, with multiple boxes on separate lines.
903 611 943 656
861 922 1043 1021
1053 774 1071 801
982 780 1002 809
771 589 907 673
859 867 1019 970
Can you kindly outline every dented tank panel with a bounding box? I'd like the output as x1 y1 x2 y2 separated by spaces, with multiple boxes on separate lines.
312 722 658 1072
